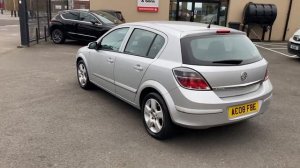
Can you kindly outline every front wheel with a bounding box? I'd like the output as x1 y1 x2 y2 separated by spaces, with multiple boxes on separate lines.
142 92 174 140
77 60 93 89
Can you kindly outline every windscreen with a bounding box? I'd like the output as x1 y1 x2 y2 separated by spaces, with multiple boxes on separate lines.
181 35 262 66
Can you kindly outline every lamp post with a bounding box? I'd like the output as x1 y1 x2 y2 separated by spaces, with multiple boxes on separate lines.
18 0 30 47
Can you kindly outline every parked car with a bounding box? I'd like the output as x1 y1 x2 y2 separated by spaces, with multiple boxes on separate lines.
75 21 273 139
101 10 126 23
288 29 300 56
49 9 122 44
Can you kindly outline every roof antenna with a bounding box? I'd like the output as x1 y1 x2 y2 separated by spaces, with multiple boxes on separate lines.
207 17 214 28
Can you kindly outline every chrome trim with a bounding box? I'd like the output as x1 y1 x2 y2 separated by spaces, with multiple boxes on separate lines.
93 73 114 84
115 81 137 93
213 80 263 90
175 106 223 115
68 32 97 38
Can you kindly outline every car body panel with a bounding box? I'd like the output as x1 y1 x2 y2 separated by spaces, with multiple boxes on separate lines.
288 29 300 56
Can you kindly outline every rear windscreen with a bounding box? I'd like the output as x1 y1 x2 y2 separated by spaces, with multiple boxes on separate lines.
181 35 262 66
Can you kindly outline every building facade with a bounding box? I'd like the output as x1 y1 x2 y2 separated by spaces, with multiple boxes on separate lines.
90 0 300 41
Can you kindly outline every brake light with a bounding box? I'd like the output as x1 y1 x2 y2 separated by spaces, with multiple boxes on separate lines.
173 67 211 90
264 68 269 81
216 29 230 34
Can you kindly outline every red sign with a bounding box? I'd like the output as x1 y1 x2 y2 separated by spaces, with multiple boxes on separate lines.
137 7 159 12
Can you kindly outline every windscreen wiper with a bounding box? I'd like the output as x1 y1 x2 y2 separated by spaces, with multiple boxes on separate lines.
212 59 243 64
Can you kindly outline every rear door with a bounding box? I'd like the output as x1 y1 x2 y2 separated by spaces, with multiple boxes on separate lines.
114 28 166 102
180 34 267 97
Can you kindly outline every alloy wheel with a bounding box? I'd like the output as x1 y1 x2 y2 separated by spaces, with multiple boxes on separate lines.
144 98 164 133
52 29 63 43
77 63 87 86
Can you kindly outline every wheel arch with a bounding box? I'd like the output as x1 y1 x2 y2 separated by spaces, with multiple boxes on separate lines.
136 80 177 121
76 53 89 72
49 23 64 34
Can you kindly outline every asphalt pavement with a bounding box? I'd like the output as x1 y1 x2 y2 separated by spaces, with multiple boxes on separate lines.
0 16 299 168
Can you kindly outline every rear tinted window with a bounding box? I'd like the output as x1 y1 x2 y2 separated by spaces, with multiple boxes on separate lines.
61 12 79 20
181 35 262 66
125 29 156 58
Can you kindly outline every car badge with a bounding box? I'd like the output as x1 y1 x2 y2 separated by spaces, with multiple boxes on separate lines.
241 72 248 81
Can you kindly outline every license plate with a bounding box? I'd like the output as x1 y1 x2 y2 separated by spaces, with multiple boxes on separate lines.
228 101 259 119
290 44 299 50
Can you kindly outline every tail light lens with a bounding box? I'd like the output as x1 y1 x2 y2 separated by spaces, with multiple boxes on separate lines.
173 67 211 90
216 29 230 34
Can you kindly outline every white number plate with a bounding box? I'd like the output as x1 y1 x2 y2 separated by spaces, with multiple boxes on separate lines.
290 44 299 50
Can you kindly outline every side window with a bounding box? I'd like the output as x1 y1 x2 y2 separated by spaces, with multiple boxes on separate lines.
62 12 79 20
100 28 129 52
80 12 98 23
148 35 165 59
124 29 156 58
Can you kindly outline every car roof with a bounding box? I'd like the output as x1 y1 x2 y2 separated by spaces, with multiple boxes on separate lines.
99 10 121 13
122 21 243 38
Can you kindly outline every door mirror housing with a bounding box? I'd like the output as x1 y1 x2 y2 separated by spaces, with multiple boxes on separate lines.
90 20 97 25
88 42 98 50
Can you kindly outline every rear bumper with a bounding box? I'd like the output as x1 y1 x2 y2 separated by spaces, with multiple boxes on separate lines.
288 42 300 56
166 80 273 129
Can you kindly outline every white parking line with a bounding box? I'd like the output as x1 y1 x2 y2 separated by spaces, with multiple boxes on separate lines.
255 44 287 47
0 24 19 27
268 48 287 50
255 44 298 58
255 42 287 45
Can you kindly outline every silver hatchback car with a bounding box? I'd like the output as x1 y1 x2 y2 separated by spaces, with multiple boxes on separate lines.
76 21 273 139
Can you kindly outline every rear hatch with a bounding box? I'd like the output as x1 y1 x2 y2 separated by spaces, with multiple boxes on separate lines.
180 33 267 98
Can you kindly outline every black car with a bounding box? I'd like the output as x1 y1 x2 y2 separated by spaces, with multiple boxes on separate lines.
101 10 126 23
49 10 122 44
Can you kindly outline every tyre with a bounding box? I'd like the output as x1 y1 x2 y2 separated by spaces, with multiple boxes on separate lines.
142 92 174 140
77 60 93 89
51 29 65 44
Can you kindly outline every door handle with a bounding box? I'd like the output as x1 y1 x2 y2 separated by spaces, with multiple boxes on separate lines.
107 57 114 63
133 64 143 71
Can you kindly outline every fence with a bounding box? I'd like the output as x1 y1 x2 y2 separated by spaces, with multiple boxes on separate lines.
19 0 69 46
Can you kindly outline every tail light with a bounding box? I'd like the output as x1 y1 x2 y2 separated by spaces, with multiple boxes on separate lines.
264 68 269 81
173 67 211 90
216 29 230 34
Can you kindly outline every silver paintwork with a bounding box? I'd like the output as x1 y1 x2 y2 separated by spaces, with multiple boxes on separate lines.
76 21 273 128
289 29 300 44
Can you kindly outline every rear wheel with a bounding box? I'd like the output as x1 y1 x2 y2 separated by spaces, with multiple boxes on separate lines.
77 60 92 89
142 93 174 140
51 29 65 44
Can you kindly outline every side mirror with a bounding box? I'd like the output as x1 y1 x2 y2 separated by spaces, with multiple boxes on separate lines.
88 42 98 50
90 20 97 25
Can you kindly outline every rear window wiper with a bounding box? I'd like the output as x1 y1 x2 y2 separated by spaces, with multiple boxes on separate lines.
212 59 243 64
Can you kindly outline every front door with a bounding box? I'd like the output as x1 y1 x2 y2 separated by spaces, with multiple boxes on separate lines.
77 12 103 41
89 28 129 93
176 1 220 24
